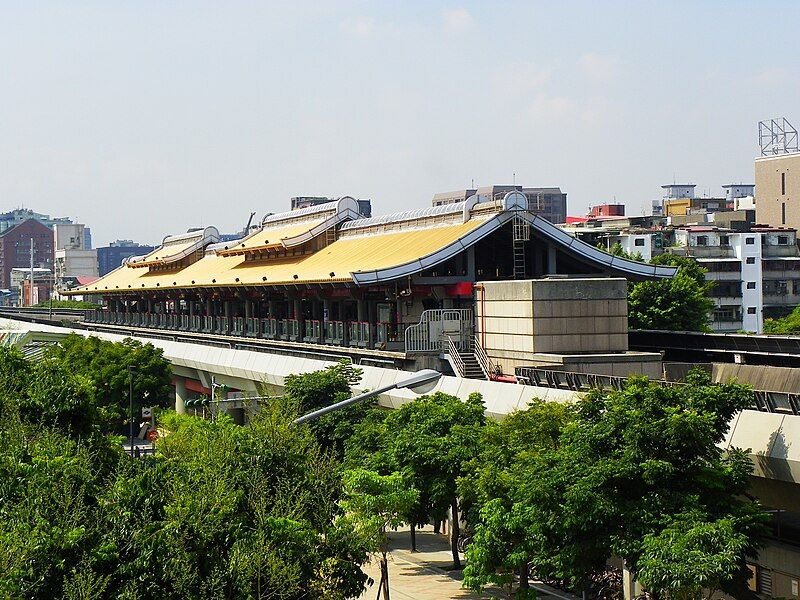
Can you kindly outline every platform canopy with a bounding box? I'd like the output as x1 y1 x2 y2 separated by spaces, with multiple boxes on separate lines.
68 193 676 296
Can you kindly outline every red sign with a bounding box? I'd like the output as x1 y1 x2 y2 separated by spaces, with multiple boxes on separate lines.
444 282 473 297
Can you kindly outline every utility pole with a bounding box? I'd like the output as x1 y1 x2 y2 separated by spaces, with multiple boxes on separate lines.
29 237 34 307
128 365 136 454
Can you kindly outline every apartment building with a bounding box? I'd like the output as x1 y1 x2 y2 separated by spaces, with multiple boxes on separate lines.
561 215 800 333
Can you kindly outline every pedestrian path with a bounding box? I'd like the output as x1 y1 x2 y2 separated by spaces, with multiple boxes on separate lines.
358 526 580 600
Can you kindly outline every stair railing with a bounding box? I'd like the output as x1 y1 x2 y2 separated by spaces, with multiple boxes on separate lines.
445 335 466 378
473 336 495 380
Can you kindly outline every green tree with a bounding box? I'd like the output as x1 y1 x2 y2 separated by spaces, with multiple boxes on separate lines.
379 392 486 568
637 512 759 600
764 304 800 333
462 370 767 596
0 345 375 599
461 400 574 596
283 359 368 459
628 254 714 331
340 469 418 600
44 334 173 432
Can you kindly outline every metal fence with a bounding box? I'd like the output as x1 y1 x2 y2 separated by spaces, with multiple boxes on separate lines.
404 309 473 353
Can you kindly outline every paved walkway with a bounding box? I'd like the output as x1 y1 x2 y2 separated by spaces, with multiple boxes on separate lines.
358 526 580 600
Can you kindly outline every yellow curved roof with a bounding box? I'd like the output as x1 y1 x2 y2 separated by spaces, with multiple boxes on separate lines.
74 218 487 294
215 218 327 256
128 239 201 268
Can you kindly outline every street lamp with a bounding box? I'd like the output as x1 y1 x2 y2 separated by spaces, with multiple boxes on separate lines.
294 369 441 425
127 365 136 454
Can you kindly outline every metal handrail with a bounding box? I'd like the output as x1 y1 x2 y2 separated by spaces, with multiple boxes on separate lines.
473 337 494 379
445 335 466 378
404 308 473 353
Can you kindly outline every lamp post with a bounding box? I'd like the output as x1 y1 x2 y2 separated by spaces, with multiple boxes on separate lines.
127 365 136 453
294 369 441 425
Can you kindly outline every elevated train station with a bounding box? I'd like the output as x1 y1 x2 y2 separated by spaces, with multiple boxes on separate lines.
69 192 675 375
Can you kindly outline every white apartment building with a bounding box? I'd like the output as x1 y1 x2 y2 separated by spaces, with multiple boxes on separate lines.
562 220 800 333
668 227 799 333
53 223 98 280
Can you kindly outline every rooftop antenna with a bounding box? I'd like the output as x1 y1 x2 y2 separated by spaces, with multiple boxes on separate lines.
513 172 516 186
759 117 799 156
243 211 256 236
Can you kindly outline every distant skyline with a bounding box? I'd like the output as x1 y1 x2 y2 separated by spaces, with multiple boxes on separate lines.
1 1 798 246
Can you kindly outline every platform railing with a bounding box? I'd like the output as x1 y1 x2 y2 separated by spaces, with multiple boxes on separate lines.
404 309 473 353
232 317 245 336
473 337 494 379
445 335 466 378
277 319 288 339
261 317 277 338
325 321 345 345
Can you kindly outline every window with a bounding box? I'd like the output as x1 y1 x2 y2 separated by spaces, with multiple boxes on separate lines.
696 235 708 246
747 307 757 315
720 235 730 246
782 202 787 225
778 235 789 245
746 282 756 289
746 257 756 264
712 307 738 322
634 238 645 247
782 172 786 195
746 237 755 245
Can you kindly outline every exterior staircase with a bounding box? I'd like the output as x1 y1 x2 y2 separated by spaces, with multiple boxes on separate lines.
457 349 486 379
443 335 491 380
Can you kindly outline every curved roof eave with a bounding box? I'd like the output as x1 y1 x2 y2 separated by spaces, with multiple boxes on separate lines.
351 214 511 285
350 210 677 285
520 213 677 279
280 207 362 248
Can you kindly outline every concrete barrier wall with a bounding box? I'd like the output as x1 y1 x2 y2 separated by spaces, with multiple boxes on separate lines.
476 278 629 372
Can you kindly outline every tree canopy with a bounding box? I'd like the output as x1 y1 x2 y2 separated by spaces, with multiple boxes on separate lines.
44 334 173 432
0 345 374 599
628 253 715 332
764 304 800 334
461 370 767 597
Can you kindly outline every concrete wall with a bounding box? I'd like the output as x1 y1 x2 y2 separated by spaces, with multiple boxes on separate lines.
756 153 800 228
476 278 629 373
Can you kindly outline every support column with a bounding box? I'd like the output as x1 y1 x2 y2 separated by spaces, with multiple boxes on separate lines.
175 377 187 415
322 298 331 342
357 298 366 322
367 300 376 348
547 244 557 275
622 562 641 600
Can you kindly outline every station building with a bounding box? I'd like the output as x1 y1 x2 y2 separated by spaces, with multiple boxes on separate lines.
68 193 674 376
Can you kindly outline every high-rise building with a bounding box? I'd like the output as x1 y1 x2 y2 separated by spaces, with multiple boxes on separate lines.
53 223 98 280
96 240 156 276
0 209 72 233
432 185 568 224
0 219 54 289
756 152 800 228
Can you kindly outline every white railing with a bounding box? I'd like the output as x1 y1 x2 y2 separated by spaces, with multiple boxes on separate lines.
445 335 466 378
473 337 494 380
404 309 473 353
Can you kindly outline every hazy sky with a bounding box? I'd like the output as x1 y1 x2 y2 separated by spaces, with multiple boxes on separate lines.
1 1 799 246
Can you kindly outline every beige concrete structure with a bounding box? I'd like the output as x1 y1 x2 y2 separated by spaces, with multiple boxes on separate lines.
475 278 660 376
756 152 800 228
